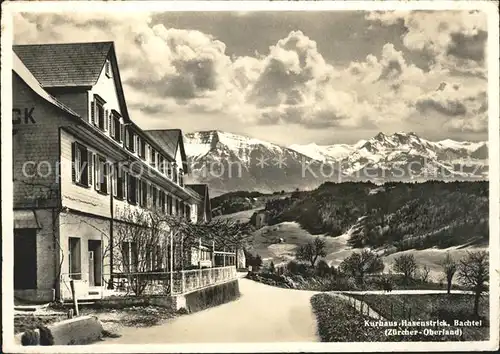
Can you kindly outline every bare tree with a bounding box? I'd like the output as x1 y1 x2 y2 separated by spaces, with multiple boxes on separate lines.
113 207 254 295
457 251 489 316
296 237 326 267
419 265 431 283
392 254 418 284
339 250 384 283
439 253 457 294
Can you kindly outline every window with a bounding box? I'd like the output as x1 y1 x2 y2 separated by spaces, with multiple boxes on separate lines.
94 155 109 194
167 161 173 179
172 163 178 183
68 237 81 280
105 59 112 78
186 205 191 219
113 164 125 199
126 173 138 205
177 200 182 217
159 156 165 174
167 194 173 215
90 95 107 131
111 111 122 142
179 169 184 187
139 180 148 207
137 137 146 159
122 241 138 273
71 142 91 187
125 127 135 152
152 185 158 209
160 190 166 213
150 149 157 168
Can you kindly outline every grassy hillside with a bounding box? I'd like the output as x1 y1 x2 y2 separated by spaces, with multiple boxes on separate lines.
266 181 488 252
211 190 291 217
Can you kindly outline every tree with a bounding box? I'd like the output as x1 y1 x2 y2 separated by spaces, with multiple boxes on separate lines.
339 250 384 283
316 259 331 277
269 261 275 274
296 237 326 267
439 253 457 294
419 265 431 283
392 254 418 284
114 207 254 295
457 251 489 316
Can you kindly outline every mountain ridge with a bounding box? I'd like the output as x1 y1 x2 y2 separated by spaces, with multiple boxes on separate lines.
184 130 488 195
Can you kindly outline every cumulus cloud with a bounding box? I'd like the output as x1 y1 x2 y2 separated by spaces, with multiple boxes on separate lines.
414 81 487 132
366 10 488 76
13 12 488 138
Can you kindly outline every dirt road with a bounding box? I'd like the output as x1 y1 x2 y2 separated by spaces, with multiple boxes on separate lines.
102 278 320 343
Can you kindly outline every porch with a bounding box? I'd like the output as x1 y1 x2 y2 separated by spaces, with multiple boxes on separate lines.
60 265 238 300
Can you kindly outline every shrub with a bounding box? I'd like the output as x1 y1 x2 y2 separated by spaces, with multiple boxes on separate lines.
286 260 310 276
38 325 54 346
21 329 39 346
316 260 331 277
177 308 189 315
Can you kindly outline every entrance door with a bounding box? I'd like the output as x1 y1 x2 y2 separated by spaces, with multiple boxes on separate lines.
14 229 37 289
88 240 102 286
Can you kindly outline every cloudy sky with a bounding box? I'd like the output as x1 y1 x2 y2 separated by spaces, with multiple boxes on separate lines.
14 10 488 145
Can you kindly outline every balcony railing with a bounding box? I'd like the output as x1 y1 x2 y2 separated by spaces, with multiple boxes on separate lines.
111 265 238 296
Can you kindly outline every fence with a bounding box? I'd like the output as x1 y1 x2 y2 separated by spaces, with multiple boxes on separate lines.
112 265 238 296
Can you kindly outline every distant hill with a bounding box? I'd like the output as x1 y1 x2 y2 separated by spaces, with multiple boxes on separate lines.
264 181 488 252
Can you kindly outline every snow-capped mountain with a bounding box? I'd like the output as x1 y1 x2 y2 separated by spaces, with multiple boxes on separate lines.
184 130 488 195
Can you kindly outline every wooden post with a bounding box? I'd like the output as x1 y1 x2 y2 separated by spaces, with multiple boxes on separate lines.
169 231 174 294
212 240 215 267
181 271 185 293
69 279 79 317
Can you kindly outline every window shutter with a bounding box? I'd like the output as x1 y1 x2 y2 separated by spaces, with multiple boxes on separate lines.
104 109 109 132
120 122 124 143
110 115 115 137
71 142 76 182
122 170 127 200
91 100 96 125
88 151 93 186
136 179 140 204
75 146 81 183
95 155 100 191
113 166 117 197
148 184 152 208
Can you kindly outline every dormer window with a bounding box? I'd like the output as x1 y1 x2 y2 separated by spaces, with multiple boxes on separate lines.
90 95 107 131
151 149 157 168
105 59 112 78
167 161 173 179
137 137 146 160
110 110 122 143
125 127 135 152
179 169 184 187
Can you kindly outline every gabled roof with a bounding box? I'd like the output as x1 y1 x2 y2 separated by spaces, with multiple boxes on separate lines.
145 129 189 172
13 52 80 118
13 41 113 87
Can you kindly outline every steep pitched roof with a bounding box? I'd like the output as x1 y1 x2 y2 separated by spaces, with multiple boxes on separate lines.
186 184 212 220
13 42 113 87
186 184 208 199
145 129 189 172
13 52 80 118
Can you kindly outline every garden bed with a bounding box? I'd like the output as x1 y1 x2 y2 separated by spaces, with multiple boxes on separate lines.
310 293 488 342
